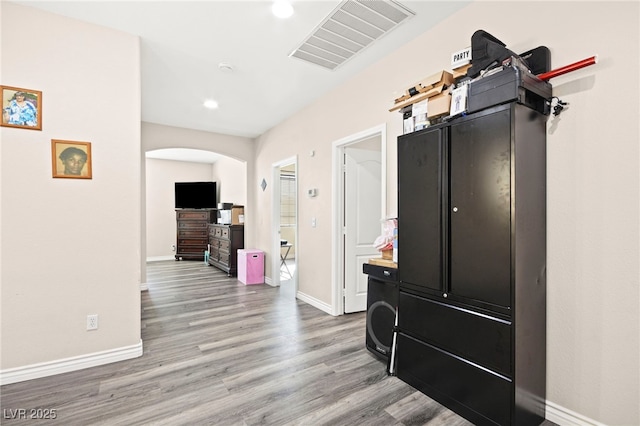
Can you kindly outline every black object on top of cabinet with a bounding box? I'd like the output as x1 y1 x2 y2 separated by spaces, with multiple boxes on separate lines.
396 101 547 426
467 63 552 116
464 30 552 116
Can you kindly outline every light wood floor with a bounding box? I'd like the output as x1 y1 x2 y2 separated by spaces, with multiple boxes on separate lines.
0 261 545 425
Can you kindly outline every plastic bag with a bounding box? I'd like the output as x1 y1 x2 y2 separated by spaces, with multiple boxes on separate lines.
373 218 397 251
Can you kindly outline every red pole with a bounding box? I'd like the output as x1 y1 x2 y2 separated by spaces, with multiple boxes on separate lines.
537 55 598 81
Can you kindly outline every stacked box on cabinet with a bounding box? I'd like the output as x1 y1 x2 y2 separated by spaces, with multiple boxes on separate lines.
390 70 454 134
231 205 244 225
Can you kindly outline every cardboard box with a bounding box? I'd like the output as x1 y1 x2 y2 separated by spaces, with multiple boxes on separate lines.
417 70 455 93
390 70 454 112
452 63 472 80
231 205 244 225
427 90 451 119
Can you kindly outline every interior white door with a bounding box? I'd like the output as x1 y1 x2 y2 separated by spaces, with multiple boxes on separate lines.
344 146 381 313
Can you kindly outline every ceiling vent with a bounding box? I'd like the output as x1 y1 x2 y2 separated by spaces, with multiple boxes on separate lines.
290 0 415 70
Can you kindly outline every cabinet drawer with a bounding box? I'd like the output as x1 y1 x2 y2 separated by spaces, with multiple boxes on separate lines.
397 333 511 426
399 292 511 376
363 263 398 282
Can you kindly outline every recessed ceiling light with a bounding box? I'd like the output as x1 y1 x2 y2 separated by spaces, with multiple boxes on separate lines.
272 1 294 19
204 100 219 109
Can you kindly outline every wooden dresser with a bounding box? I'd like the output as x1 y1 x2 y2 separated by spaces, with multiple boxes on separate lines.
208 224 244 276
175 209 216 261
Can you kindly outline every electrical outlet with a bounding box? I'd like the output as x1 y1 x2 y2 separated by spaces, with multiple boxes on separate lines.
87 314 99 330
171 244 176 251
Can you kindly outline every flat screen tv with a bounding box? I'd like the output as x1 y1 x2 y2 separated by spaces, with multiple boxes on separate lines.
175 181 217 209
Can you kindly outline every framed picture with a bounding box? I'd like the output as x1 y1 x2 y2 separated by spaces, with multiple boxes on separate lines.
1 85 42 130
52 140 92 179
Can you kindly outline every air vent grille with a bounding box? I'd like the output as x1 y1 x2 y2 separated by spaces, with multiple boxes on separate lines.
290 0 415 70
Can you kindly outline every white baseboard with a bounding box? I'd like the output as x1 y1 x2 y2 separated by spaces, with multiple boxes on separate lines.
146 255 175 262
0 339 143 386
546 400 607 426
296 291 334 315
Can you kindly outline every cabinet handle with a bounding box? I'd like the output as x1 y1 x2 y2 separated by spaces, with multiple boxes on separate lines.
383 270 390 276
452 207 458 212
443 293 448 298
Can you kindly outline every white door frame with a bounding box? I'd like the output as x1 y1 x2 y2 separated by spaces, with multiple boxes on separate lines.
271 156 298 290
331 124 387 315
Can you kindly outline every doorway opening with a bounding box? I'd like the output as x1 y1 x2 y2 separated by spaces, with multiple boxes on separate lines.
271 157 298 298
331 124 386 315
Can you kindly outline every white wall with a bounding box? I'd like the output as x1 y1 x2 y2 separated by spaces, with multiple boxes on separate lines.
212 155 247 206
253 2 639 425
1 2 142 374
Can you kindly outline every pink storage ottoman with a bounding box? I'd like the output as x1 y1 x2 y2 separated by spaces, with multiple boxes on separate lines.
237 249 264 285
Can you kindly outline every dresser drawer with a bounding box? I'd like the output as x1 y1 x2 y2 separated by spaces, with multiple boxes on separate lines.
178 221 209 230
221 227 230 239
219 239 230 252
399 291 511 376
177 237 207 247
177 246 206 255
217 253 230 267
211 226 223 237
178 229 208 238
177 210 210 221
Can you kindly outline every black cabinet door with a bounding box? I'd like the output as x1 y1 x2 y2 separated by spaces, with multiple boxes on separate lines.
398 127 443 293
449 109 511 309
